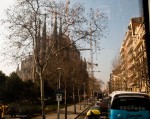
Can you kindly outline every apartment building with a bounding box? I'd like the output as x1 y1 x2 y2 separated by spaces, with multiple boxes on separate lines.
110 17 149 93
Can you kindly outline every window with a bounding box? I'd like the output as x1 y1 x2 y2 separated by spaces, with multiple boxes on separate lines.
111 97 150 110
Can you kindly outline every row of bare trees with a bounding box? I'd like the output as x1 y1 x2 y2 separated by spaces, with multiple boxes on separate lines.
110 53 149 93
1 0 108 118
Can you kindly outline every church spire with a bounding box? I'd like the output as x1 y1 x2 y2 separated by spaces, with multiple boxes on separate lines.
53 12 57 41
59 17 62 38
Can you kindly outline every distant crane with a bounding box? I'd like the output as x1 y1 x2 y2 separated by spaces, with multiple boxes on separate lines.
65 0 69 15
65 0 70 36
58 0 100 77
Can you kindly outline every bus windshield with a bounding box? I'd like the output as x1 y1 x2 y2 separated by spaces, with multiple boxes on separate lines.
111 97 150 111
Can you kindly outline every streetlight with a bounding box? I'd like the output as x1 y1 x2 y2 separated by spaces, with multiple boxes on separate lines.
57 67 62 119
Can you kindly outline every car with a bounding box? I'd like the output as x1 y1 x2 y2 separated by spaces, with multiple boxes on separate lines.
86 106 101 119
94 97 110 112
95 100 101 106
99 97 110 112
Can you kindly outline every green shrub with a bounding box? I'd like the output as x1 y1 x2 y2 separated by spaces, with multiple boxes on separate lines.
6 101 41 118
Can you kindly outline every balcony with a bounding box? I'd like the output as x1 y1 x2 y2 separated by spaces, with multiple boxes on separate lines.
128 62 134 70
128 71 134 79
133 39 144 51
127 53 134 62
120 53 125 59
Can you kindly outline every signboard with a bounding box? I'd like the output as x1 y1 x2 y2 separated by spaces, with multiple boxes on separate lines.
56 94 62 101
56 89 63 94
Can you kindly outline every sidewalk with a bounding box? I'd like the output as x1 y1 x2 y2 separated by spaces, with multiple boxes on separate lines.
32 102 91 119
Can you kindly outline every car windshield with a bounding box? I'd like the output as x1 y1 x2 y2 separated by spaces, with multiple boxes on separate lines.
111 97 150 111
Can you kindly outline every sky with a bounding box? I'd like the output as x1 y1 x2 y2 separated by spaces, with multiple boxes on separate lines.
0 0 141 86
70 0 141 85
0 0 17 75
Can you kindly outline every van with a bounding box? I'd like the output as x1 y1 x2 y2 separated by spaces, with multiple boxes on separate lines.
109 91 150 119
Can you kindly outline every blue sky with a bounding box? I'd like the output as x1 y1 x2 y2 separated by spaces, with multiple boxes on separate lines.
0 0 141 86
96 0 140 84
68 0 141 85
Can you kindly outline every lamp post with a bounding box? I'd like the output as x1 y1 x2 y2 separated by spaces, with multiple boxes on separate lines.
57 67 62 119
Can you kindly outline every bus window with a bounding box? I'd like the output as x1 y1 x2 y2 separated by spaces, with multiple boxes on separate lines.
111 97 150 111
109 92 150 119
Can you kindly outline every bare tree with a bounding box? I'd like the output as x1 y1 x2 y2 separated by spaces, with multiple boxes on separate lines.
111 55 121 70
1 0 108 119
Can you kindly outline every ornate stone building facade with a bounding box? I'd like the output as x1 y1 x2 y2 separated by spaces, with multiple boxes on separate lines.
110 17 149 93
16 15 81 82
16 55 34 81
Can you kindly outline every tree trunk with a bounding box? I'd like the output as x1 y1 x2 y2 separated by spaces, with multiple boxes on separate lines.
73 84 76 114
78 88 81 110
65 81 67 119
40 71 46 119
